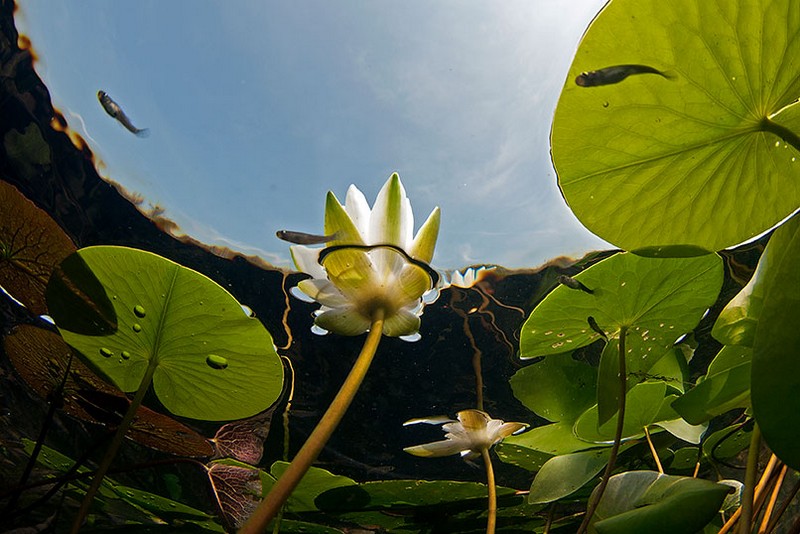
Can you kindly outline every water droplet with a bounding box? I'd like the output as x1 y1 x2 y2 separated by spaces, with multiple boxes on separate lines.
126 490 135 497
557 332 565 338
206 354 229 370
121 351 131 360
544 330 553 336
620 281 627 287
112 295 118 300
775 141 781 147
602 101 609 108
133 305 146 318
100 347 113 358
132 323 142 332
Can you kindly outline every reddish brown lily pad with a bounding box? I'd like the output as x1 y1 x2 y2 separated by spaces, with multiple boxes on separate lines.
4 324 213 457
0 179 75 315
211 408 275 464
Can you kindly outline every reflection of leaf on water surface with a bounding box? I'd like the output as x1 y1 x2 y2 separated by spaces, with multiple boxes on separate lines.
0 180 75 315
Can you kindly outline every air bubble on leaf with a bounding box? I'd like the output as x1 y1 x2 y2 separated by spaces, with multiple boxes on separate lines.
206 354 229 370
133 305 146 318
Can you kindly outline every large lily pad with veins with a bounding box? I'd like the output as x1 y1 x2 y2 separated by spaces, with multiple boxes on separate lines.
46 246 283 421
552 0 800 254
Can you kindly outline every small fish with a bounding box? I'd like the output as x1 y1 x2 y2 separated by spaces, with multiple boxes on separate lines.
558 274 594 294
275 230 339 245
97 90 149 137
587 316 607 340
575 64 671 87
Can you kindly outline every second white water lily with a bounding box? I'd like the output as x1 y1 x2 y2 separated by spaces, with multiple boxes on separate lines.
404 409 528 460
291 173 440 338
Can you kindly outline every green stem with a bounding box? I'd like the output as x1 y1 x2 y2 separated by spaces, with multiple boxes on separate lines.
481 447 497 534
761 117 800 153
577 326 628 534
739 423 762 534
69 356 159 533
239 311 386 534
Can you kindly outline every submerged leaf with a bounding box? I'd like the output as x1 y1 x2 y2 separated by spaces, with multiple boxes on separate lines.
592 471 731 534
528 448 611 504
672 345 751 425
751 214 800 469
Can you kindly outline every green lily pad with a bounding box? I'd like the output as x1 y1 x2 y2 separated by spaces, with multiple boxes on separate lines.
520 253 723 383
592 471 731 534
510 354 597 422
552 0 800 253
24 440 225 532
494 442 553 472
671 345 752 425
268 461 357 513
712 246 773 346
668 447 701 472
574 382 667 443
528 448 611 504
702 423 752 461
503 421 599 457
46 246 283 421
751 214 800 469
316 479 516 512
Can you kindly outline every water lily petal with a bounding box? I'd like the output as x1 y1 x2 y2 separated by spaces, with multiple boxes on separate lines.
315 306 372 336
397 263 435 303
370 173 411 246
344 185 371 238
382 307 421 337
409 207 441 264
290 245 326 279
404 416 455 426
497 422 528 439
403 439 470 458
324 191 366 245
296 279 348 308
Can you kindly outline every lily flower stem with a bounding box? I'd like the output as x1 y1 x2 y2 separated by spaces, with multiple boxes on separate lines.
69 356 160 534
577 326 628 534
481 447 497 534
239 311 386 534
740 424 762 534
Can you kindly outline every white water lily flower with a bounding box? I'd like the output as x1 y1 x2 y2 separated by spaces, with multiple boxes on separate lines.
290 173 440 338
445 265 497 289
403 409 528 461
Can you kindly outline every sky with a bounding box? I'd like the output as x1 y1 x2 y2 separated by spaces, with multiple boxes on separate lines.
15 1 610 269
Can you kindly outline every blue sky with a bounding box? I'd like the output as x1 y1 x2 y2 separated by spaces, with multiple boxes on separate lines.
16 1 610 269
